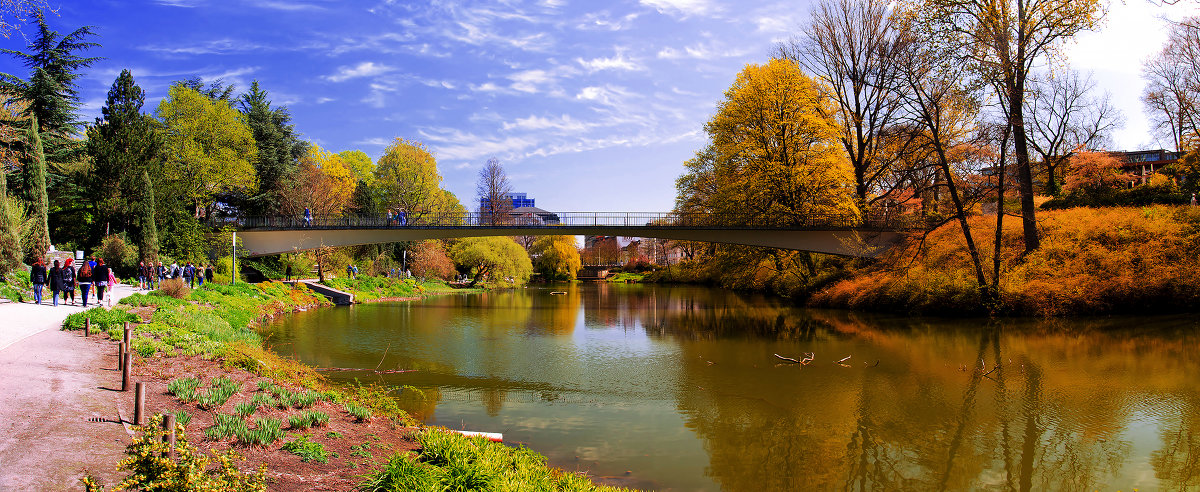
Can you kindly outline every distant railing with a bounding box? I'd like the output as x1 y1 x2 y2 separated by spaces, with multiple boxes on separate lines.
211 211 920 231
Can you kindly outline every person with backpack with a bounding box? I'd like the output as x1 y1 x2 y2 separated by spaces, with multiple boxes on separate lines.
77 260 93 307
204 264 214 285
48 259 61 307
196 264 205 288
60 258 76 305
183 262 195 288
170 261 180 279
29 258 47 304
137 261 147 290
93 258 111 304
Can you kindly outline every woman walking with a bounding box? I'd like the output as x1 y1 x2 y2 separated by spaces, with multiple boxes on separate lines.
30 258 47 304
60 258 76 305
49 259 61 307
93 258 111 304
77 260 93 307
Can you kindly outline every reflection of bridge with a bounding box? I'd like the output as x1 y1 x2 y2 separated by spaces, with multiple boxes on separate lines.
223 212 914 258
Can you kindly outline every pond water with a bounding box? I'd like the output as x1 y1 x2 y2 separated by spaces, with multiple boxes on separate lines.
261 283 1200 491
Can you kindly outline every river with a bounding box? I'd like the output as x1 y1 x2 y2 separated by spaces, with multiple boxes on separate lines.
260 283 1200 491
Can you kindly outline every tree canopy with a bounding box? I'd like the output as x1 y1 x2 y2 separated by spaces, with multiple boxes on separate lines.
450 236 532 287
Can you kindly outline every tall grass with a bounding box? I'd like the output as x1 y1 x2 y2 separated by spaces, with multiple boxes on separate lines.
811 205 1200 316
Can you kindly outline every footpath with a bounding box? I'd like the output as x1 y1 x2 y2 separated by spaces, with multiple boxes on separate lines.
0 284 138 491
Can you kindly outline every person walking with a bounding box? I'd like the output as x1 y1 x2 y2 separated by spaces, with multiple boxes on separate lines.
346 263 355 280
29 258 47 304
48 259 61 307
137 260 147 290
196 264 205 288
157 261 166 285
204 264 214 285
304 206 312 227
93 258 111 304
285 264 293 281
107 262 117 307
60 258 76 305
77 260 93 307
170 261 179 280
182 261 194 288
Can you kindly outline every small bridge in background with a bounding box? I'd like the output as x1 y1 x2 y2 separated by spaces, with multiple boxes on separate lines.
221 212 916 258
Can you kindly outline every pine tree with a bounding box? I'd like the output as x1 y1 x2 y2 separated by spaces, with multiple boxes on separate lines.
24 113 49 263
238 80 307 215
86 69 161 242
0 12 100 172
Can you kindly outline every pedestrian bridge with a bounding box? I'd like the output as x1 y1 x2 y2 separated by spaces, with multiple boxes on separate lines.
222 212 915 258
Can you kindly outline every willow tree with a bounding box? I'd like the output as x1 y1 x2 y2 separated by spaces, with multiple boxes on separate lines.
373 138 464 223
530 235 582 280
907 0 1104 254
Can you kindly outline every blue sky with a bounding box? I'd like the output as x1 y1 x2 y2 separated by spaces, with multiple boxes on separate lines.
0 0 1194 213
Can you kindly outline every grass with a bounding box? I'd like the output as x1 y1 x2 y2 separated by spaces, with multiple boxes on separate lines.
605 272 645 283
288 410 330 429
344 403 372 422
197 376 240 410
167 377 202 402
358 429 631 492
282 434 328 463
235 402 257 417
810 205 1200 316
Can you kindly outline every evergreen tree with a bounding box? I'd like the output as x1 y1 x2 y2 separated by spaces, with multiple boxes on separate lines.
137 169 158 264
238 80 307 215
23 113 49 262
0 12 100 172
85 69 161 244
0 164 20 277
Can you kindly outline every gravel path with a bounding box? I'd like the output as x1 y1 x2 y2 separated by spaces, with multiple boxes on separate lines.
0 283 141 491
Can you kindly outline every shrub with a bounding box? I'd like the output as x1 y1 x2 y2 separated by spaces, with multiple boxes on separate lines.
62 307 139 332
205 413 248 441
237 417 283 446
84 414 266 492
281 434 328 463
344 403 372 422
156 278 191 299
98 234 139 276
288 410 330 429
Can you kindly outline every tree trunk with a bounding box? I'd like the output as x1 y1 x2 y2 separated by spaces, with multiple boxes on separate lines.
1009 81 1041 254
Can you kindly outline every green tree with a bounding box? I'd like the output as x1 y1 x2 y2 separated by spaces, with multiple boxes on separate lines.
450 236 532 287
0 162 19 276
156 83 258 218
530 235 581 281
136 169 159 263
23 113 48 262
238 80 307 215
0 12 99 172
85 69 162 244
907 0 1104 254
373 138 462 223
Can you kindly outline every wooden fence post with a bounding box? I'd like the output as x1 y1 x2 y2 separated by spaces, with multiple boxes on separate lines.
162 414 176 459
84 317 90 337
121 350 132 392
134 382 145 425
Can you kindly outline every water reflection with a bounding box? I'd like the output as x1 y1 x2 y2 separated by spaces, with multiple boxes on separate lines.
262 284 1200 491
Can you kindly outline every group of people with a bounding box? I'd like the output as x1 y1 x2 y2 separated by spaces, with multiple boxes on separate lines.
28 256 114 307
385 208 407 226
134 260 215 290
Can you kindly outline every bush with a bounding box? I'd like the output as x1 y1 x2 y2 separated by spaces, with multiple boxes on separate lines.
62 307 139 332
282 434 328 463
98 234 139 277
83 414 266 492
156 278 191 299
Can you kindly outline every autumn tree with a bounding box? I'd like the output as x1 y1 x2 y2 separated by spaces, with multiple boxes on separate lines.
274 145 355 218
1025 72 1121 195
908 0 1104 254
374 138 463 223
0 1 49 39
778 0 911 208
1063 151 1127 194
410 240 455 280
237 80 307 215
530 235 581 280
156 82 258 218
450 236 532 287
704 58 858 225
476 156 513 225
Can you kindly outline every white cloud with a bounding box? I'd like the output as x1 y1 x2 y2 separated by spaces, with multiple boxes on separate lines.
354 137 391 146
315 97 335 104
325 62 394 82
142 38 266 55
250 0 325 11
639 0 717 17
656 41 749 60
362 81 399 108
576 11 640 31
418 127 538 161
197 66 259 87
576 51 642 72
502 114 590 133
508 69 554 93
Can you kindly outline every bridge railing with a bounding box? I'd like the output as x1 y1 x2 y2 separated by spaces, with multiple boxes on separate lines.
211 211 920 231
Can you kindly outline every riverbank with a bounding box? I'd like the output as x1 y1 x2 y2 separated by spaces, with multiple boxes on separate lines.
54 278 626 491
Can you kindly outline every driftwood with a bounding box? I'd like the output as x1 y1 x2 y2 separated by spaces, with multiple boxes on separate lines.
314 367 416 374
837 355 852 364
774 353 815 365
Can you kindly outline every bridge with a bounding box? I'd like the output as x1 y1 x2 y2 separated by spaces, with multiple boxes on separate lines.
221 212 915 258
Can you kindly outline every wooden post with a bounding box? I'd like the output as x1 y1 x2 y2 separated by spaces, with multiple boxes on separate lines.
118 342 125 371
134 382 145 425
121 350 132 392
123 322 131 348
162 414 176 459
84 317 90 337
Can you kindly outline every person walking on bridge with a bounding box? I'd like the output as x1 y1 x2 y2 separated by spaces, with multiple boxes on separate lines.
304 206 312 227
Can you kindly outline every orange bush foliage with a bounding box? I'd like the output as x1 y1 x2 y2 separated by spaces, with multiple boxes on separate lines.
811 205 1200 316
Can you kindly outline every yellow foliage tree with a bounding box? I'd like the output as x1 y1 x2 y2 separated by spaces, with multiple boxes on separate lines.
156 83 258 217
373 138 464 223
530 235 582 280
704 58 859 225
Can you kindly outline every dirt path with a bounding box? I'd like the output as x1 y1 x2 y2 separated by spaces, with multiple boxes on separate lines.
0 283 139 491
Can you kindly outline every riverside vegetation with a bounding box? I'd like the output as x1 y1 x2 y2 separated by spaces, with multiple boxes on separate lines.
65 278 626 491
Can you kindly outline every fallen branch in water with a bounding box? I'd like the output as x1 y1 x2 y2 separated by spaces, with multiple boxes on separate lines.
837 355 852 364
314 367 417 374
774 353 815 365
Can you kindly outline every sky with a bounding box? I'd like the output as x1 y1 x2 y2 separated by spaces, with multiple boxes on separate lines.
0 0 1196 213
